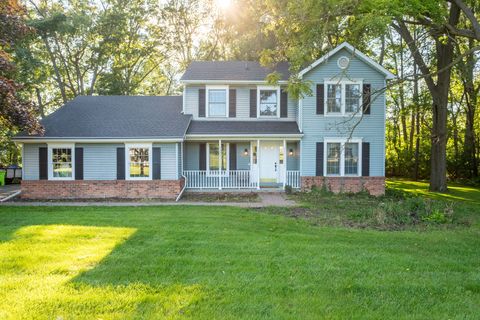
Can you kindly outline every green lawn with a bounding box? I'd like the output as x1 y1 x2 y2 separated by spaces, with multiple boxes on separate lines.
387 179 480 203
1 184 479 319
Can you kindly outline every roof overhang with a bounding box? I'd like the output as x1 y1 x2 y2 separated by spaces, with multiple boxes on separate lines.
298 42 396 79
13 137 185 143
180 80 289 85
185 133 303 141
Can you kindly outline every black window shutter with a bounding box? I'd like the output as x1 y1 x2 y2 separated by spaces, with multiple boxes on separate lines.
316 142 324 176
153 147 161 180
229 143 237 170
280 89 288 118
316 84 324 114
199 143 206 170
198 88 206 117
229 89 236 117
363 84 371 114
117 147 125 180
39 147 48 180
362 142 370 176
75 147 84 180
250 89 257 118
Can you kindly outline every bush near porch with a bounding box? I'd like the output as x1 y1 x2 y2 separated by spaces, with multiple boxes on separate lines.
0 180 479 319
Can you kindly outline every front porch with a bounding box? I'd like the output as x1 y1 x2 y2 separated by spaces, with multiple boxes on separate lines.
183 139 300 190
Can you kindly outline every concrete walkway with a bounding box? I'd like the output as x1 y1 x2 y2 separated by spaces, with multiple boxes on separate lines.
0 184 21 202
0 192 295 208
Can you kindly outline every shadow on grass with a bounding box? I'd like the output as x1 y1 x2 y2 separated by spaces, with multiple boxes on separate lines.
0 205 479 319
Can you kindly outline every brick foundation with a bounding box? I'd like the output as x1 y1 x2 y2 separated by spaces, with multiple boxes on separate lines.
21 179 185 200
301 176 385 196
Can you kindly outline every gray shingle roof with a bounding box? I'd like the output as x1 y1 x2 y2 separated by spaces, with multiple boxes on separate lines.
16 96 191 139
180 61 290 81
186 121 301 135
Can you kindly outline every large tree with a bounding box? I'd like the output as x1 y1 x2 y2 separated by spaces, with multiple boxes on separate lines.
0 0 41 135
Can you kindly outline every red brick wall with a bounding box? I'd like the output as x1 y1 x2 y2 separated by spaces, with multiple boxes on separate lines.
21 179 185 200
301 176 385 196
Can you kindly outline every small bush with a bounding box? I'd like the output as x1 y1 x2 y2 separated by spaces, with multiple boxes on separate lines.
285 185 293 195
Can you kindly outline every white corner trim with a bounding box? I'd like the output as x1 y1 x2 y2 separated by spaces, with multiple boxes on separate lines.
205 85 229 118
299 42 396 79
125 143 153 180
47 143 75 180
323 138 363 177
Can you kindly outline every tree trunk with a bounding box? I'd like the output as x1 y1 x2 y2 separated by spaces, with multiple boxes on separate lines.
429 3 460 192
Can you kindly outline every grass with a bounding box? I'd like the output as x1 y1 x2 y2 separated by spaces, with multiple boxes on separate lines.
387 179 480 203
0 181 479 319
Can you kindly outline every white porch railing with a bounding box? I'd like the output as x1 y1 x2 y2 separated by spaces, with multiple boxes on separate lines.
184 170 253 189
286 170 300 189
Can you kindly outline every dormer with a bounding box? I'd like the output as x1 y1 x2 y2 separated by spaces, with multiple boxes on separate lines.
180 61 296 121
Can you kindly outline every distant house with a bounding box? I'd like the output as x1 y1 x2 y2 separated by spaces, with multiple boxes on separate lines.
14 42 394 200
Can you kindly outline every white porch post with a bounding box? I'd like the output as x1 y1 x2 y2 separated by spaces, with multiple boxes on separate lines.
283 139 287 189
257 139 260 190
219 139 222 190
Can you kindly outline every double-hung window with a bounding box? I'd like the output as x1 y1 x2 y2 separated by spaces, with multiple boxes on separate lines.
325 80 362 115
126 144 152 180
207 143 229 175
324 139 362 176
48 144 74 180
258 86 280 117
207 86 228 117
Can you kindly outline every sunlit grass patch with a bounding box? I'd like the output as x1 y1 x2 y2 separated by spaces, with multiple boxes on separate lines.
387 179 480 203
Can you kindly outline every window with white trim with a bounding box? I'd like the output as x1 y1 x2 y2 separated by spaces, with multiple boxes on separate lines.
126 144 152 180
325 80 362 115
324 139 362 176
207 86 228 117
207 143 229 172
50 146 74 179
258 86 280 117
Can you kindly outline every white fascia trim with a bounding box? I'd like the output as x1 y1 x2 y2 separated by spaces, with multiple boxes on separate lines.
298 42 396 79
47 143 75 181
257 85 281 119
125 143 153 181
13 138 184 143
206 85 229 118
323 137 363 177
186 134 303 141
180 80 289 85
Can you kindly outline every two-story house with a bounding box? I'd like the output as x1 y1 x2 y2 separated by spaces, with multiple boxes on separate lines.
14 42 394 200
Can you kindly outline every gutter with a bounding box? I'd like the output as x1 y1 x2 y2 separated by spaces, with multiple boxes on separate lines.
0 190 21 203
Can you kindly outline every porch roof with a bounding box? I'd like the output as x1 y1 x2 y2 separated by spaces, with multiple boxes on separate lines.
186 121 302 136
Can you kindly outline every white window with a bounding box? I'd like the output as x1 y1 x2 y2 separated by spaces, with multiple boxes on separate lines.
207 143 229 174
48 144 74 180
324 139 362 176
325 80 362 115
206 85 228 117
126 144 152 180
257 86 280 117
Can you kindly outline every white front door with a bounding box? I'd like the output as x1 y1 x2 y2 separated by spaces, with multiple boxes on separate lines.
260 142 280 183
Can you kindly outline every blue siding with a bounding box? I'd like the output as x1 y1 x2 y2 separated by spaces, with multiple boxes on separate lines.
23 143 46 180
184 85 297 121
153 143 178 180
77 143 122 180
300 48 386 177
236 143 250 170
286 142 300 170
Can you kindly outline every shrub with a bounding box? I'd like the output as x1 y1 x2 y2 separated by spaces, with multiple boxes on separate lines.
285 185 293 195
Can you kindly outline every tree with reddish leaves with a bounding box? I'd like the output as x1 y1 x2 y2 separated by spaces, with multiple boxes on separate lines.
0 0 42 137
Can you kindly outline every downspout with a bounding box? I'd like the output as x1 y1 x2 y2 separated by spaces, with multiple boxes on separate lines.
175 174 187 202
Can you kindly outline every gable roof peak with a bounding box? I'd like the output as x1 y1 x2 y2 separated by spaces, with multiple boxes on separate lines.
299 42 395 79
